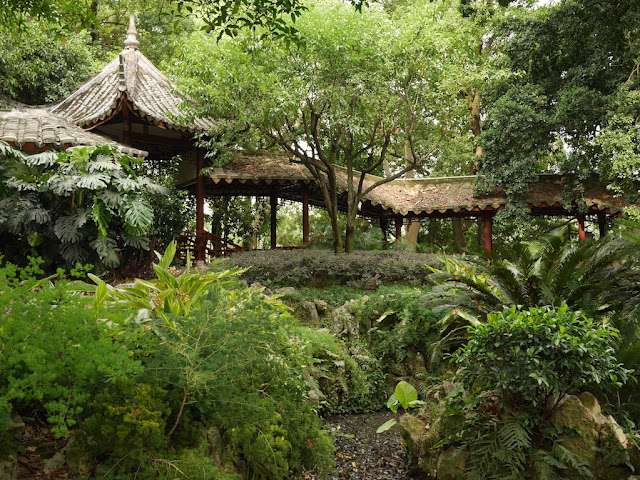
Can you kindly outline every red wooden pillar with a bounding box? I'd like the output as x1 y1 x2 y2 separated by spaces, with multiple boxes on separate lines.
195 149 206 262
302 186 310 245
597 212 607 238
270 194 278 249
577 215 586 242
395 215 403 242
483 213 493 254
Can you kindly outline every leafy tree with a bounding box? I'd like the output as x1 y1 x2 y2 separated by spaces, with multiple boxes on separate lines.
0 142 163 269
0 20 102 105
478 0 640 215
174 0 486 252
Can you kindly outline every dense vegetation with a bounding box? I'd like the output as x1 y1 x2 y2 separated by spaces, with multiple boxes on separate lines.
1 0 640 478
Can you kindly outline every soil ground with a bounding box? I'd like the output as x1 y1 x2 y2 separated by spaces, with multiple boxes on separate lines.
323 411 409 480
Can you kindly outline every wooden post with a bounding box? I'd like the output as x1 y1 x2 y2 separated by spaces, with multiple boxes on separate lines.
270 194 278 249
395 215 403 243
597 212 607 238
302 186 310 245
577 215 586 242
380 217 388 248
195 149 206 262
483 213 493 254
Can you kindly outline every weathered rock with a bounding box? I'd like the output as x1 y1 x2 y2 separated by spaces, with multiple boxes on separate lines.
577 392 601 419
43 452 65 472
313 299 328 315
331 302 359 339
9 412 24 432
551 395 600 467
599 417 631 472
250 282 272 296
295 300 319 324
274 286 297 297
398 414 427 454
0 454 17 480
307 387 324 406
436 446 468 480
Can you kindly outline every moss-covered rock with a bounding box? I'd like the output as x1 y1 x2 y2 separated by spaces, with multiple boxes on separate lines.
437 446 468 480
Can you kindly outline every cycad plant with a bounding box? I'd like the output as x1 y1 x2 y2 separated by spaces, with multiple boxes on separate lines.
425 230 637 359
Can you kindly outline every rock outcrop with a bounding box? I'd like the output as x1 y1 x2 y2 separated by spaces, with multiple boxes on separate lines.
399 389 638 480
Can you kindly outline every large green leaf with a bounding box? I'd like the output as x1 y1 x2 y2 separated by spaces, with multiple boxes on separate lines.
395 381 418 410
120 196 153 235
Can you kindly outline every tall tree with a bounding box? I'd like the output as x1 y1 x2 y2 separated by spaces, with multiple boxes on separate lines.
174 0 485 252
479 0 640 216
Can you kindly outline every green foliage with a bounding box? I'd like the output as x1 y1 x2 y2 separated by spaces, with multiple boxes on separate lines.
0 143 164 270
77 240 246 327
425 231 636 357
291 326 385 415
226 249 441 287
454 305 629 420
0 257 141 437
0 20 101 104
377 381 425 433
81 379 170 466
480 0 640 208
146 290 335 478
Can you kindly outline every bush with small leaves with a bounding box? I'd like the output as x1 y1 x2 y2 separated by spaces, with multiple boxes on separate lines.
454 305 629 419
226 249 441 287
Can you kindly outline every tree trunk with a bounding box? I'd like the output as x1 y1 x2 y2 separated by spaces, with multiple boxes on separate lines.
404 142 420 250
345 219 356 253
470 89 482 173
405 221 420 251
452 217 466 253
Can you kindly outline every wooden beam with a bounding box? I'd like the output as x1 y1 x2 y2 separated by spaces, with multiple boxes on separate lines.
121 94 132 146
270 194 278 249
129 131 193 149
302 186 310 244
195 149 206 262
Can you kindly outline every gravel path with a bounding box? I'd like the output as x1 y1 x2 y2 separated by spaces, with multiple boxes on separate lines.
324 411 409 480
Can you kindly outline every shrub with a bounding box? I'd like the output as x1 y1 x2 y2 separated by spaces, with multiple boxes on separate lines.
447 305 631 478
0 258 141 438
224 249 441 287
453 305 629 419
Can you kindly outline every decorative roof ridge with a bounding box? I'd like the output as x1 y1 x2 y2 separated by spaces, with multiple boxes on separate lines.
124 15 139 50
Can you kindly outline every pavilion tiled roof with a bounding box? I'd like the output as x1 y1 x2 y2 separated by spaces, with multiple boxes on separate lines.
0 108 148 157
205 153 626 217
49 17 214 134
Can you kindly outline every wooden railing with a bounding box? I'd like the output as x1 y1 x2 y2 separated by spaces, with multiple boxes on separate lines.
177 230 245 263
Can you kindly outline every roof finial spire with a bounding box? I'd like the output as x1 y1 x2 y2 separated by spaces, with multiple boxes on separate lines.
124 15 139 50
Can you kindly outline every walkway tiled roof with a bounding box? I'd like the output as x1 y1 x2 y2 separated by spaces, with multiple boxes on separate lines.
204 153 626 217
0 109 148 157
50 17 214 133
